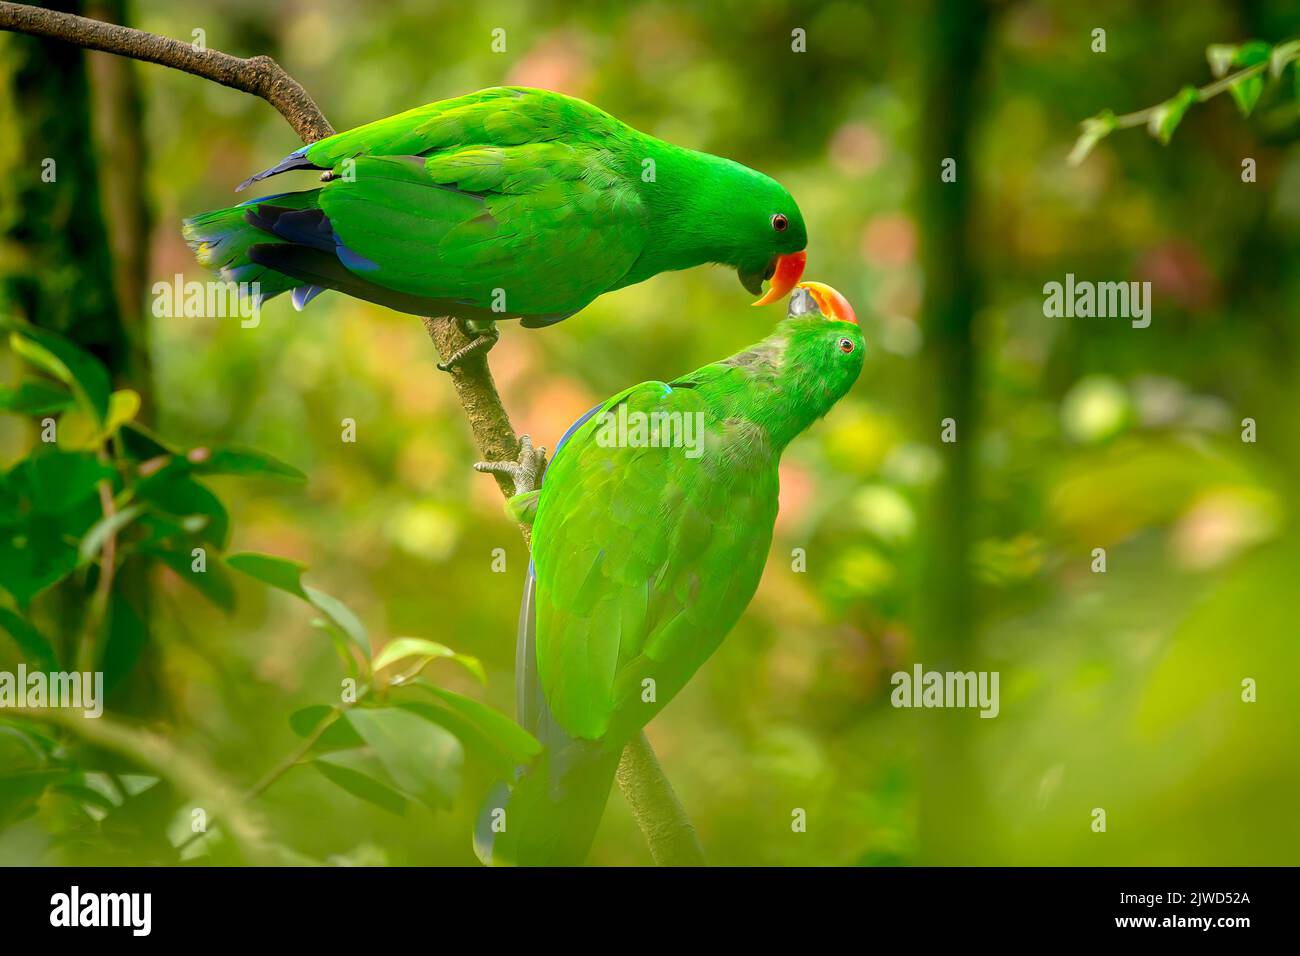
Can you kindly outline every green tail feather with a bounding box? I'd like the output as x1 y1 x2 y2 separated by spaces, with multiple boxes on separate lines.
182 190 320 300
475 741 621 866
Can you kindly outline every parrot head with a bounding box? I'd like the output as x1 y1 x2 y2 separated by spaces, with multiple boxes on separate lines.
718 280 863 448
768 280 864 429
734 180 808 307
638 148 807 306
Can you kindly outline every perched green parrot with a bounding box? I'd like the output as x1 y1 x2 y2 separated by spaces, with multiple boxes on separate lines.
476 281 863 865
183 86 808 366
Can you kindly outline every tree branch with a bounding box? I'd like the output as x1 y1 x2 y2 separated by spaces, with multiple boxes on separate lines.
0 1 334 142
419 317 527 511
0 1 701 865
616 732 705 865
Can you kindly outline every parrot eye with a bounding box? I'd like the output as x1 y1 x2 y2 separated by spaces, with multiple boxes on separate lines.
771 213 789 233
838 337 854 354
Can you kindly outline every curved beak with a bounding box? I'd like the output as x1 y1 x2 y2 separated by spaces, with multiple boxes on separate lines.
790 280 857 325
747 250 807 306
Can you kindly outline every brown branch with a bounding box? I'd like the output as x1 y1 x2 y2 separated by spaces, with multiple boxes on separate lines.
419 318 526 503
0 1 333 142
616 732 705 865
0 0 700 866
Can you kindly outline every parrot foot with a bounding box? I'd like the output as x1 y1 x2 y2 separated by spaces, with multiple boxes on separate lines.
473 434 548 496
437 324 500 372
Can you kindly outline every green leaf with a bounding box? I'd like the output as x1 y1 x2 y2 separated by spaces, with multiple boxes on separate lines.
1270 39 1300 79
0 382 74 415
116 425 303 483
311 618 361 678
1148 86 1200 144
50 405 101 450
396 681 541 775
225 554 370 661
0 607 59 670
57 389 141 450
79 503 143 564
1229 74 1265 116
143 544 236 612
0 767 63 827
135 473 228 548
344 707 463 810
117 423 176 461
1206 43 1239 78
1205 40 1270 78
1221 41 1271 117
312 751 408 815
225 552 307 597
303 586 370 661
11 451 111 514
0 724 51 768
104 389 141 435
190 447 306 481
373 636 485 684
102 582 149 692
51 781 119 814
8 328 111 424
1068 110 1115 166
1234 40 1272 69
0 519 81 606
288 706 364 752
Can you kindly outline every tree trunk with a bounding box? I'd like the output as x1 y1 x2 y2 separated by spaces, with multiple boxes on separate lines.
913 0 992 864
1 0 126 375
1 0 161 717
86 0 154 416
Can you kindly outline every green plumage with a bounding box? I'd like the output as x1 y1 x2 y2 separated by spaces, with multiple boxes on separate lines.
479 290 864 865
184 87 806 323
534 312 863 741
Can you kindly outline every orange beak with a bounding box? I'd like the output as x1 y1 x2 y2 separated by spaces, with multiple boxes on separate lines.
751 250 807 306
794 281 857 325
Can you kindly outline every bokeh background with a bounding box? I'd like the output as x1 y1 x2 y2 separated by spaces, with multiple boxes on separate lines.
2 0 1299 865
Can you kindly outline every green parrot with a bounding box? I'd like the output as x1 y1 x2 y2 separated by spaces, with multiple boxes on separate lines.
476 281 863 865
183 86 808 367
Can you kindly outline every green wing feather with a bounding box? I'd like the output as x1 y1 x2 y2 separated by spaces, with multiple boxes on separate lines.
306 88 648 319
531 379 779 741
302 87 584 166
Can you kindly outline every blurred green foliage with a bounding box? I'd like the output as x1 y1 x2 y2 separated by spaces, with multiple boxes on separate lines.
2 0 1300 865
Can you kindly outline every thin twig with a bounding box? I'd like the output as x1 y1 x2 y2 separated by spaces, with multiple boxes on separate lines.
1111 60 1269 129
246 707 341 800
176 706 343 853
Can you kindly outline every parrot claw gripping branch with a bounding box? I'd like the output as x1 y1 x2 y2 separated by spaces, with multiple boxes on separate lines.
473 434 548 499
